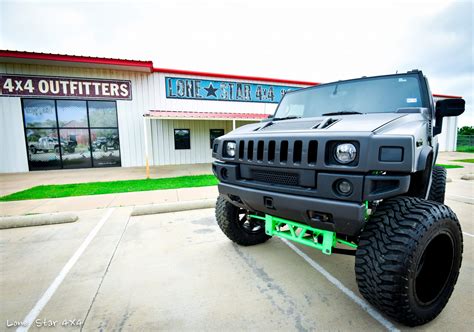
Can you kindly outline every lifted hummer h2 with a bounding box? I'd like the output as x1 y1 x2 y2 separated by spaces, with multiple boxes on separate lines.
212 71 465 326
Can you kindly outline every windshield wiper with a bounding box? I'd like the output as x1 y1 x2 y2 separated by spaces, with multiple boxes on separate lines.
321 111 362 116
271 116 301 121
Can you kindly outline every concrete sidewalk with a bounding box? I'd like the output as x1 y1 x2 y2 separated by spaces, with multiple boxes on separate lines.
0 186 218 217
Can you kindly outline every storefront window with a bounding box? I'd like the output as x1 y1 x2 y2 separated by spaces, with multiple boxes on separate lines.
22 99 121 171
88 101 118 127
23 99 57 128
174 129 190 150
57 100 88 127
90 128 121 167
25 128 62 170
59 128 92 169
210 129 224 148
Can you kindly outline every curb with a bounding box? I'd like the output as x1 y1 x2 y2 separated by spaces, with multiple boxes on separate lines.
461 174 474 181
0 213 78 230
131 198 216 216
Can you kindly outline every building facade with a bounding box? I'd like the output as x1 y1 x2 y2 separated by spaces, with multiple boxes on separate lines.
0 50 460 173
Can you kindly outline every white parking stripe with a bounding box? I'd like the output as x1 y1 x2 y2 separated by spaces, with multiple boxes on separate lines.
463 232 474 238
281 238 400 332
17 208 115 332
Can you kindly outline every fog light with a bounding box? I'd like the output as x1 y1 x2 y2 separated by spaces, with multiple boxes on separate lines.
220 168 228 179
334 143 357 164
336 179 353 196
225 141 236 157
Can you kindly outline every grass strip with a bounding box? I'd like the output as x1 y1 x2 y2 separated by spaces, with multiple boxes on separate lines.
435 164 464 169
0 175 218 202
452 159 474 163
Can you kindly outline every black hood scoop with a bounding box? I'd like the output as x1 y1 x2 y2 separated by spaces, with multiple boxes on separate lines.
257 119 323 131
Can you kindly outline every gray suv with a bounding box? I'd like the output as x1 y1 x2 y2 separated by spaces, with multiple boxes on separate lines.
212 70 465 326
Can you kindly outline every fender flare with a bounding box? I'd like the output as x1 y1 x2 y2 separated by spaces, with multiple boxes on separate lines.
416 146 434 172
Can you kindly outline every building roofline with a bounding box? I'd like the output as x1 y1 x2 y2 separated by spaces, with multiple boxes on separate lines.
0 50 154 72
152 67 319 86
432 93 463 99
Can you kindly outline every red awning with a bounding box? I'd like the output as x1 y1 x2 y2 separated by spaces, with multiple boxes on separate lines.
145 110 268 121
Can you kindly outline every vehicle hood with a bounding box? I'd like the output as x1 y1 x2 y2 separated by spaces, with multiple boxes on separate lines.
230 113 411 135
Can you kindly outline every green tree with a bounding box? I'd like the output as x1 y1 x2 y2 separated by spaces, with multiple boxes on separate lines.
458 126 474 135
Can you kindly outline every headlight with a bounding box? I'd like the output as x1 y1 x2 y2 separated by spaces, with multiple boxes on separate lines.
225 141 237 157
334 143 357 164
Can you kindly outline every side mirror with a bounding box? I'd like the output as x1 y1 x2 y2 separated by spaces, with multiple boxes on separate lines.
433 98 465 136
436 98 465 117
267 114 274 119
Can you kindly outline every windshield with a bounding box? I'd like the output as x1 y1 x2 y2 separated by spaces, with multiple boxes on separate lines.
274 74 424 119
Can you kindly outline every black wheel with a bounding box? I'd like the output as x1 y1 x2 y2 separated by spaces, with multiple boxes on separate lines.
54 146 63 154
428 166 447 203
215 195 271 246
355 196 463 326
29 146 37 154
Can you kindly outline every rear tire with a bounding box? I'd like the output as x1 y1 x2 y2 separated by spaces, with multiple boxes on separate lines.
428 166 447 203
355 196 463 326
215 195 270 246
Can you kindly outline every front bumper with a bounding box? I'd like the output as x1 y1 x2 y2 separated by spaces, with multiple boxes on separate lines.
214 161 411 236
219 182 366 236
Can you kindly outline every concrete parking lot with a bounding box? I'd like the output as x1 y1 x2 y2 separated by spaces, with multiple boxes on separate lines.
1 161 473 331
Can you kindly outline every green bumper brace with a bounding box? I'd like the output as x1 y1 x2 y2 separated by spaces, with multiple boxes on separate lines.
249 214 357 255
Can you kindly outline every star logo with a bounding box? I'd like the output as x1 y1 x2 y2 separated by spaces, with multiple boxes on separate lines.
204 83 218 97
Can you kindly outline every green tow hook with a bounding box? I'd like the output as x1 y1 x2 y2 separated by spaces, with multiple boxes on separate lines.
249 214 357 255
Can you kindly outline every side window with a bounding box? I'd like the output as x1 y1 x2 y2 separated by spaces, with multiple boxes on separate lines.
174 129 190 150
210 129 224 148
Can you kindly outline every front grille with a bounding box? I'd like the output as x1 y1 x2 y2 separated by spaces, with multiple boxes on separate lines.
237 138 319 167
251 169 299 186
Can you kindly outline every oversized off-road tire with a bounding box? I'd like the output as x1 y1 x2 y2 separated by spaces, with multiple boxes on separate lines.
428 166 447 203
355 196 463 326
215 195 270 246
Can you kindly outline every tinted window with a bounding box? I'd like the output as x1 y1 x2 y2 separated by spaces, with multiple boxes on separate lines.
88 101 118 127
90 128 121 167
22 99 121 170
57 100 88 127
210 129 224 148
59 128 92 168
275 74 424 119
174 129 190 150
25 128 61 170
23 99 56 128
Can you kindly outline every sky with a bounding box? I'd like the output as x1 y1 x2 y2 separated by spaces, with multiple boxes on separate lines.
1 0 473 126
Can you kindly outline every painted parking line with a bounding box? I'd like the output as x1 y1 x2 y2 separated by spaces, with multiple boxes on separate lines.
281 238 400 332
463 231 474 238
17 208 115 332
